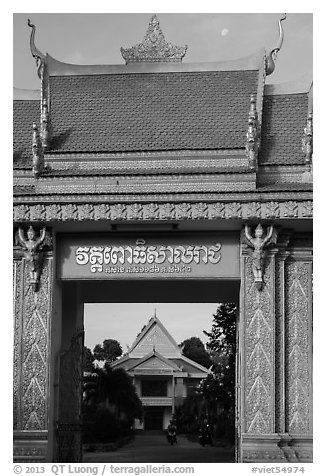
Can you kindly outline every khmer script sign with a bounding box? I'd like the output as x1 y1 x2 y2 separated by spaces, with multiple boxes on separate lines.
57 233 240 279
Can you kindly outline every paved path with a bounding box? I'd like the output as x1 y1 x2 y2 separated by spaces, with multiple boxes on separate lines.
83 433 234 463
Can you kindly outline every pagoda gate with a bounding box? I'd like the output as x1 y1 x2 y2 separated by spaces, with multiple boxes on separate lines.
13 15 312 463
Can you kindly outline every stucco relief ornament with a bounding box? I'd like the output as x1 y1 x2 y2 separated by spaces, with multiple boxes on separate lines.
40 99 52 151
16 226 51 291
121 15 187 64
245 95 260 170
301 112 313 182
244 224 277 290
32 122 44 178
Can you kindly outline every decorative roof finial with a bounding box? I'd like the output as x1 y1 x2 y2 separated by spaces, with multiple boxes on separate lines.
121 14 187 64
27 19 46 78
32 122 44 177
266 13 287 76
40 99 51 150
245 94 260 170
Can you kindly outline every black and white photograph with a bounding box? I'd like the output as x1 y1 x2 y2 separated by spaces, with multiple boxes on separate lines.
12 8 314 470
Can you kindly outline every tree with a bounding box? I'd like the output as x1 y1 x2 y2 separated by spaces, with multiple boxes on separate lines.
83 364 143 443
83 346 95 373
97 364 143 420
201 303 237 442
93 339 123 364
203 303 236 355
180 336 212 369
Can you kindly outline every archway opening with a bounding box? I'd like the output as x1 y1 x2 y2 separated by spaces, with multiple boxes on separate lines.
59 279 239 463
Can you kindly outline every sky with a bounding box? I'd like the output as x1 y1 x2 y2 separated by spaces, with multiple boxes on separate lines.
84 302 221 352
13 12 312 90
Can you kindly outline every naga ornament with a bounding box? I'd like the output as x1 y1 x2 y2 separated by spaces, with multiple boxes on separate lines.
32 122 44 177
266 14 287 75
246 95 260 169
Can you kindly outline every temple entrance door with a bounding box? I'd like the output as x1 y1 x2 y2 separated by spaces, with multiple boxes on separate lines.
55 278 240 462
144 407 164 431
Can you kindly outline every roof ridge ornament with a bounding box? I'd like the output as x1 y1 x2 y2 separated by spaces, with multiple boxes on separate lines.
302 112 313 182
266 13 287 76
245 94 260 170
32 122 44 177
121 14 187 64
28 19 46 78
40 99 51 151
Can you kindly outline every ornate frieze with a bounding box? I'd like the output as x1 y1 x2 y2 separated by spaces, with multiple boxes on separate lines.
30 174 256 195
13 254 53 433
285 260 312 434
13 260 23 430
44 154 250 175
121 15 187 64
242 252 275 433
13 200 313 223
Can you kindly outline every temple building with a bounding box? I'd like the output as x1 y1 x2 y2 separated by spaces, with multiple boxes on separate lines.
13 14 312 463
111 314 210 430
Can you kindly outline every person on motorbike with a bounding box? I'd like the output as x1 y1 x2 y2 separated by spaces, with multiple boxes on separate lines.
198 419 213 446
166 419 177 445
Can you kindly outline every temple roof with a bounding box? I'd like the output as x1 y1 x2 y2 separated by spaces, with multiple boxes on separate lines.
259 76 312 166
128 314 181 359
13 15 313 195
48 67 262 154
13 99 39 168
111 315 211 376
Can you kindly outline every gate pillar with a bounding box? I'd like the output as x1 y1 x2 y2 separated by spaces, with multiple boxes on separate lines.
240 227 312 462
13 227 54 462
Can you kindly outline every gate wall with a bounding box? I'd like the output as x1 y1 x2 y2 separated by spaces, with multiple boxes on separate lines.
13 226 313 463
13 250 54 462
240 233 312 462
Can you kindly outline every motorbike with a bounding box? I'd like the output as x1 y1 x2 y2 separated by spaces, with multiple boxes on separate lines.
198 426 213 446
166 429 177 445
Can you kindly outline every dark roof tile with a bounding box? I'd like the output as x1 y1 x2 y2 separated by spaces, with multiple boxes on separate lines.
13 100 39 169
259 93 308 165
49 71 259 153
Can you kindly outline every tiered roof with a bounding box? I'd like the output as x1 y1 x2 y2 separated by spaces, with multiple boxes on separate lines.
13 15 313 199
112 315 210 376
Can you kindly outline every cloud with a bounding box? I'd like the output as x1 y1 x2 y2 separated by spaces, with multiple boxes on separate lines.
221 28 229 36
62 50 86 64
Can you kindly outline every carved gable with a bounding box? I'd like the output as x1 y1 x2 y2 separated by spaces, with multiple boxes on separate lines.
129 317 181 358
133 356 174 371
